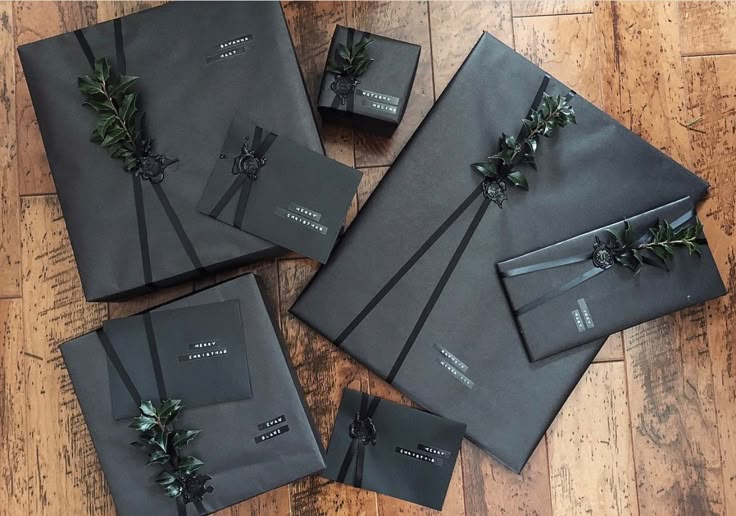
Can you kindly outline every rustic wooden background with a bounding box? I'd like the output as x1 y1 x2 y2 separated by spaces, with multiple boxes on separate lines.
1 1 735 515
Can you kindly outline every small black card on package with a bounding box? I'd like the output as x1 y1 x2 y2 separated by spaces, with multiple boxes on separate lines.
103 300 251 420
198 115 362 263
324 389 464 511
318 25 421 134
498 197 726 362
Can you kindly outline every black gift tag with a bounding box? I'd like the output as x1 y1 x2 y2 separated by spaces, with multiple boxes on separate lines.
104 299 252 420
323 388 465 510
197 115 362 264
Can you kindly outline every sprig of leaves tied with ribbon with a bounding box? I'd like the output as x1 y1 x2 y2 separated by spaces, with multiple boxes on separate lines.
130 399 213 503
327 36 374 78
471 93 576 201
597 218 705 274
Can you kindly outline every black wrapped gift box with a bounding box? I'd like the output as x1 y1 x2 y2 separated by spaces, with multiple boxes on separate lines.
498 197 726 362
292 32 712 473
324 389 465 511
61 274 325 515
18 2 323 301
318 25 420 135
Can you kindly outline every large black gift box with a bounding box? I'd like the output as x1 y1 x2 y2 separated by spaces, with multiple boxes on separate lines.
324 389 464 511
498 197 726 362
61 274 325 515
18 2 322 301
292 32 712 472
318 25 420 135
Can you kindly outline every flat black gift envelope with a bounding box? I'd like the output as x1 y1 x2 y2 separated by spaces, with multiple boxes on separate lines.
17 2 323 301
61 275 324 515
318 25 421 134
291 32 714 473
498 197 726 362
103 299 252 420
198 115 362 263
324 389 464 511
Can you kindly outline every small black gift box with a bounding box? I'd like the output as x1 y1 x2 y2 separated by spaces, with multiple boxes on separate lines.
498 197 726 362
18 2 323 301
324 389 464 511
61 274 325 515
318 25 421 135
198 114 362 263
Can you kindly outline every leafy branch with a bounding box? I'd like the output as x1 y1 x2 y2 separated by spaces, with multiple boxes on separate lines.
130 399 212 502
327 36 374 78
602 218 705 274
471 93 576 191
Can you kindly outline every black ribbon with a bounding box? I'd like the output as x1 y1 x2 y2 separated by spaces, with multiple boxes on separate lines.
329 28 372 113
505 210 696 316
334 75 571 385
336 393 380 488
207 125 278 229
75 20 204 292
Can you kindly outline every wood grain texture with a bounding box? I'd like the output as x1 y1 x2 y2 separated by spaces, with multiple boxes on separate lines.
512 0 594 17
680 1 736 56
546 362 638 516
0 1 20 297
596 332 624 362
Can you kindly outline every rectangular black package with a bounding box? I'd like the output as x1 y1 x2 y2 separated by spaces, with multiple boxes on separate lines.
498 197 726 362
18 2 323 301
291 32 713 473
197 114 362 263
324 389 464 511
318 25 420 135
61 274 325 515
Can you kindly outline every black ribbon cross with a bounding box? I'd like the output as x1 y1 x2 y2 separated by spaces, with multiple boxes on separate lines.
336 392 381 488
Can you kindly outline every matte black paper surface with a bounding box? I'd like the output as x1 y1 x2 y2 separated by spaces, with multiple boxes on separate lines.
324 389 464 510
18 2 323 301
198 115 362 263
61 275 325 515
498 197 726 362
105 300 251 420
292 32 711 473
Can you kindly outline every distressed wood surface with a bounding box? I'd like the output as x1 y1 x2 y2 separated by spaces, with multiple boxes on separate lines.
2 2 736 515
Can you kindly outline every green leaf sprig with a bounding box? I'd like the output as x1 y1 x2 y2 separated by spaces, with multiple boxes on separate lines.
603 218 705 274
130 399 212 501
471 93 576 191
78 58 143 173
327 36 374 78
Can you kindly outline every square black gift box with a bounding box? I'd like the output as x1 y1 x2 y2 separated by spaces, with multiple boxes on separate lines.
498 197 726 362
324 389 464 511
292 32 713 473
61 274 325 515
318 25 421 135
198 113 362 263
18 2 323 301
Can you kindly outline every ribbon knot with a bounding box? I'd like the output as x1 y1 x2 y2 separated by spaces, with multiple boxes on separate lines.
591 237 615 270
331 75 360 106
349 412 377 446
231 136 267 181
336 393 381 488
180 474 214 505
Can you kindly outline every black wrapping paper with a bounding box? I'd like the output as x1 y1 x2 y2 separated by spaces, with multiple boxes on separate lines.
198 114 362 263
18 2 323 301
318 25 420 134
291 32 711 473
324 389 464 511
61 274 325 515
498 197 726 362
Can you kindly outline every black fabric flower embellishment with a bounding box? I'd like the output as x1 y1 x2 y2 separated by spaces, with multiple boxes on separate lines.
231 137 266 181
349 413 377 446
482 177 508 208
181 473 214 504
592 236 615 269
330 75 360 105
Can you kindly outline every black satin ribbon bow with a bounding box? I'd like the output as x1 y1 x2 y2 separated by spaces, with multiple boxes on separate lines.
208 125 278 230
502 209 697 316
97 314 213 516
336 392 381 488
74 19 204 291
329 28 373 114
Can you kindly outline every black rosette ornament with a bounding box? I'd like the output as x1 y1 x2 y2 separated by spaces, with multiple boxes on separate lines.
231 136 267 181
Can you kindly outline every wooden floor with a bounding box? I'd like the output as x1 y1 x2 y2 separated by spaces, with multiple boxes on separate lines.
1 1 736 514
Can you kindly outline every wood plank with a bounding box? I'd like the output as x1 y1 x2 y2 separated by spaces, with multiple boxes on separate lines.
20 195 111 515
428 1 514 96
683 53 736 516
680 1 736 56
591 0 623 122
350 1 433 168
0 1 20 297
595 332 624 363
14 1 97 195
546 362 638 516
95 0 165 22
278 258 377 516
512 1 594 17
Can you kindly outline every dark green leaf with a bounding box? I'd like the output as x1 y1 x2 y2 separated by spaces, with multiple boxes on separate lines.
176 456 204 475
164 484 183 498
336 44 350 61
506 171 528 190
158 399 183 425
155 470 177 486
109 75 139 97
94 58 110 83
172 430 200 449
146 449 169 466
470 161 497 178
